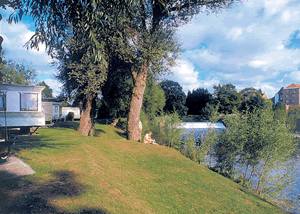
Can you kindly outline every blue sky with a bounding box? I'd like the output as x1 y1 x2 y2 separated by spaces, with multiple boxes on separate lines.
1 0 300 98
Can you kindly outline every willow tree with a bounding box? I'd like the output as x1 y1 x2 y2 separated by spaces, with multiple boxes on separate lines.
125 0 238 141
56 35 108 136
6 0 130 135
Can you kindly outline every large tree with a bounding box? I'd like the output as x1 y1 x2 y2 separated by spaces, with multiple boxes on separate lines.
56 35 108 136
186 87 213 115
5 0 238 141
213 83 241 114
125 0 238 141
239 87 262 100
99 55 133 125
160 80 187 116
239 87 267 113
5 0 133 136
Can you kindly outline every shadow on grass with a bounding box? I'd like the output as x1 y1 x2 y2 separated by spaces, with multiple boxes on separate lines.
0 170 107 213
93 129 106 137
114 130 127 139
11 134 75 153
52 121 80 131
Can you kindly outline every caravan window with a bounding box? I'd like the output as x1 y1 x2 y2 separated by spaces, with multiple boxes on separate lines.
0 92 6 111
20 93 38 111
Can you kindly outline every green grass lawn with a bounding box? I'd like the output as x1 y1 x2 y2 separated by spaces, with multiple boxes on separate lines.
0 122 285 213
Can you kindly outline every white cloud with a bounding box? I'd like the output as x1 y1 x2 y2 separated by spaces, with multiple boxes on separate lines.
286 71 300 81
169 60 200 93
249 60 268 68
227 28 243 41
281 10 291 22
186 49 220 63
174 0 300 99
201 78 219 93
0 10 55 81
264 0 290 16
277 44 285 50
260 84 276 98
246 24 256 32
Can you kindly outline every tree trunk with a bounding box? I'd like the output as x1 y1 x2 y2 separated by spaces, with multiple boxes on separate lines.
256 160 268 194
248 165 255 182
77 93 94 136
111 117 120 127
127 64 148 141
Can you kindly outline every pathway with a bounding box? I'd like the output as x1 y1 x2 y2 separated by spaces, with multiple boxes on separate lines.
0 156 35 182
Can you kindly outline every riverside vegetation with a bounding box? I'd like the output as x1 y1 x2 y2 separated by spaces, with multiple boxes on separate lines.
0 121 286 213
148 107 299 213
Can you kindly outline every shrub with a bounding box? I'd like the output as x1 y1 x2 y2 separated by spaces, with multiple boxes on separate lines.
66 112 75 121
150 112 183 149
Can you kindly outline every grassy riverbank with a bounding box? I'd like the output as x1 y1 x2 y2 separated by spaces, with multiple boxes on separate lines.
0 122 285 213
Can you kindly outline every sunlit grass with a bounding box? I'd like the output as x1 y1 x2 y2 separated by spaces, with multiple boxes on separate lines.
0 122 285 213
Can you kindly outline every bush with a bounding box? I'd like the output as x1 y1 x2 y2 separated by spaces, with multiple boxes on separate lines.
150 112 183 149
66 112 75 121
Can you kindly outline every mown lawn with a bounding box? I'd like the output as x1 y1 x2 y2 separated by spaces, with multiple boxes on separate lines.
0 122 285 213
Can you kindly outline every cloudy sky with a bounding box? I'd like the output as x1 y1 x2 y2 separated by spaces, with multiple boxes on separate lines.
1 0 300 98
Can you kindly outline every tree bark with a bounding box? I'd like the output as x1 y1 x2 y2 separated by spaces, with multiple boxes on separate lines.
111 117 120 127
127 64 148 141
77 92 94 136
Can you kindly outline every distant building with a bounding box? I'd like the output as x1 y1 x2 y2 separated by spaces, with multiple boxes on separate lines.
262 92 268 99
42 97 62 122
274 83 300 106
283 83 300 106
274 87 284 104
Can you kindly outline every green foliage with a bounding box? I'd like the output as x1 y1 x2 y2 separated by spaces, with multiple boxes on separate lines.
55 94 70 107
273 102 287 121
213 83 241 114
287 105 300 120
37 81 53 98
66 112 75 121
61 101 69 107
208 107 298 208
185 87 213 115
57 37 108 98
99 56 133 120
150 112 183 149
240 93 266 113
142 75 166 121
56 33 108 135
180 132 199 162
200 102 218 120
239 87 262 100
160 80 188 116
0 54 37 85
